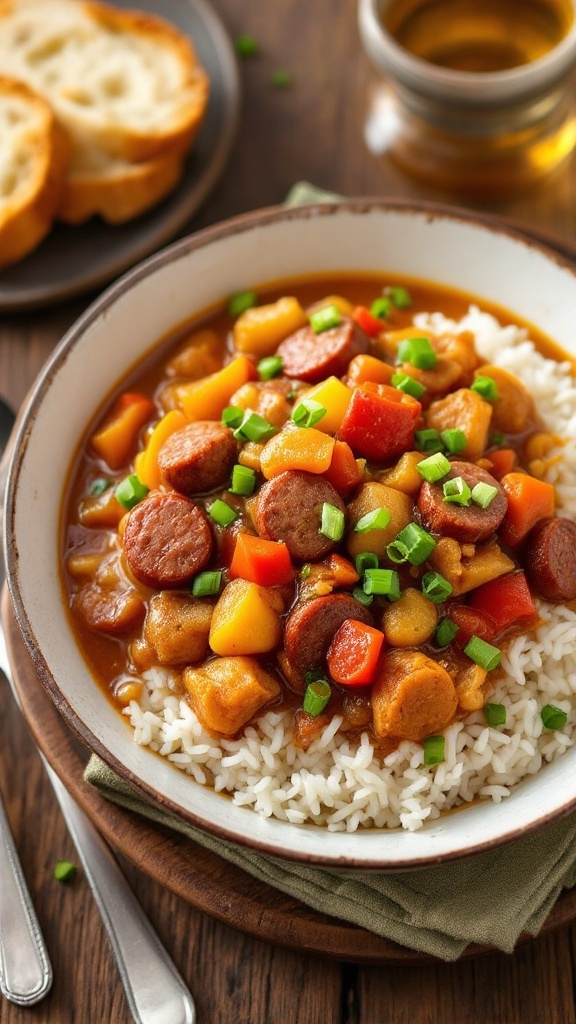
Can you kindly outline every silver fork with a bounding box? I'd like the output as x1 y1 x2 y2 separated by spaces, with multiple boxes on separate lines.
0 398 196 1023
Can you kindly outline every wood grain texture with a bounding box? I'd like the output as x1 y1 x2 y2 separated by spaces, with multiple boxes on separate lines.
2 1 576 1022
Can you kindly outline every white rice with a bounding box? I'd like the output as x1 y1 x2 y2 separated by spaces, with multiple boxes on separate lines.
124 306 576 831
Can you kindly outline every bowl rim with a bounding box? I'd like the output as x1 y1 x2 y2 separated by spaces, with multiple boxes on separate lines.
6 195 576 869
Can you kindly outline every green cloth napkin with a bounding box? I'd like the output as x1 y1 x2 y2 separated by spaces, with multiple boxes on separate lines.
85 182 576 962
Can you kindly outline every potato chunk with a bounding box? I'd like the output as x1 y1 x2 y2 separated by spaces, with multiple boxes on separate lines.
209 579 283 655
429 536 515 597
427 387 492 459
475 364 535 435
372 649 457 741
346 481 413 559
183 656 281 736
382 588 438 647
144 592 213 665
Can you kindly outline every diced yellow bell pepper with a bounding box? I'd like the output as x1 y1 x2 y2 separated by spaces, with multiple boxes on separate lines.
306 294 355 317
233 297 308 356
209 579 282 655
302 376 353 434
175 356 256 420
134 409 188 489
260 425 335 479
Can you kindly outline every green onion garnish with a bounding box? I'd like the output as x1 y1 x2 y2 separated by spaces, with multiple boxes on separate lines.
464 635 501 670
484 703 506 728
115 474 149 511
233 410 276 443
300 564 311 580
471 375 499 402
54 860 76 883
471 482 498 508
388 285 412 309
421 572 452 603
320 503 345 542
271 68 291 87
436 618 459 648
352 586 374 606
391 373 426 399
309 304 342 334
363 568 401 600
386 522 436 566
257 355 283 380
90 477 111 496
397 336 437 370
192 570 223 597
415 428 443 454
355 551 379 576
423 735 445 766
354 508 391 533
443 476 472 505
370 297 391 320
417 451 451 483
235 34 258 58
303 678 331 716
441 428 467 454
221 405 244 429
209 499 238 527
490 431 505 446
541 704 568 730
229 464 256 496
228 289 258 315
292 398 327 428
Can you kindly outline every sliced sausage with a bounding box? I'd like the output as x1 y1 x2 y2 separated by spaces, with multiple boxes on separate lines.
284 593 373 673
158 421 238 495
123 492 213 588
417 461 507 544
254 470 345 561
74 583 145 636
524 517 576 602
371 649 458 741
276 317 369 383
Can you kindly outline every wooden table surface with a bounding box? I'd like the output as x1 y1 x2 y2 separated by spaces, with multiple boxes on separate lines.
3 2 576 1022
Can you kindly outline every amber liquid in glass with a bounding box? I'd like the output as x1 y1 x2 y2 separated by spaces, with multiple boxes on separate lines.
383 0 574 72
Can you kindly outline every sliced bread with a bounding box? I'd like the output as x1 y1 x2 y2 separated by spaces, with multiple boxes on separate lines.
0 76 69 269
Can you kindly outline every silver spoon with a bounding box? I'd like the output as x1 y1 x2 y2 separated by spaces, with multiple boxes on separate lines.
0 396 196 1023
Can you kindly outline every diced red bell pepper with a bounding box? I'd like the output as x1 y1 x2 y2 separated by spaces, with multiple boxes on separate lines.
352 305 386 338
469 571 537 636
448 605 496 647
229 532 294 587
327 618 385 686
338 383 421 461
486 448 516 480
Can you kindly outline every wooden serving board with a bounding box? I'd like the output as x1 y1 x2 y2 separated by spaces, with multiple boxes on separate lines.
5 596 576 966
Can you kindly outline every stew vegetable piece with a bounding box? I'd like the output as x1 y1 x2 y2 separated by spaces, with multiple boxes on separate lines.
63 275 576 761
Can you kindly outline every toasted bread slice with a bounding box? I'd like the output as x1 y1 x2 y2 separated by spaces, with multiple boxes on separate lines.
0 0 209 162
0 76 69 269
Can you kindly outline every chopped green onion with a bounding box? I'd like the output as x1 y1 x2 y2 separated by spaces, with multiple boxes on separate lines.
90 477 111 496
352 586 374 606
228 289 258 315
441 428 467 454
443 476 472 505
309 304 342 334
257 355 283 380
370 297 391 320
415 428 443 454
292 398 326 428
54 860 76 883
464 635 501 670
355 551 379 576
354 508 391 533
421 572 452 603
417 451 451 483
436 618 459 648
387 285 412 309
271 68 291 87
235 34 258 58
471 375 499 402
484 703 507 728
391 373 426 399
192 570 223 597
320 502 345 542
423 735 445 766
233 410 276 443
229 464 256 496
221 405 244 429
397 336 437 370
490 431 505 446
303 679 331 716
386 522 436 566
541 704 568 730
209 498 238 527
115 474 149 511
300 564 312 580
363 568 401 600
471 482 498 508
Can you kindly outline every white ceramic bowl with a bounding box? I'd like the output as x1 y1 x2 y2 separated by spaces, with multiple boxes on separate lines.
6 199 576 869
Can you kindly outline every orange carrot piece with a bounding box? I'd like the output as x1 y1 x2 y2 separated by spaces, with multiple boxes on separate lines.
327 618 385 686
499 472 556 546
176 356 257 420
485 448 516 480
229 533 294 587
345 353 395 387
323 553 360 588
324 439 364 494
91 393 156 471
260 426 335 479
134 409 187 489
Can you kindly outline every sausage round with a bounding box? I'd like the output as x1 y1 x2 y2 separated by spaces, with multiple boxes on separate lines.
417 461 507 543
276 317 369 383
284 593 374 673
254 470 345 561
524 517 576 602
158 421 238 495
123 492 213 588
